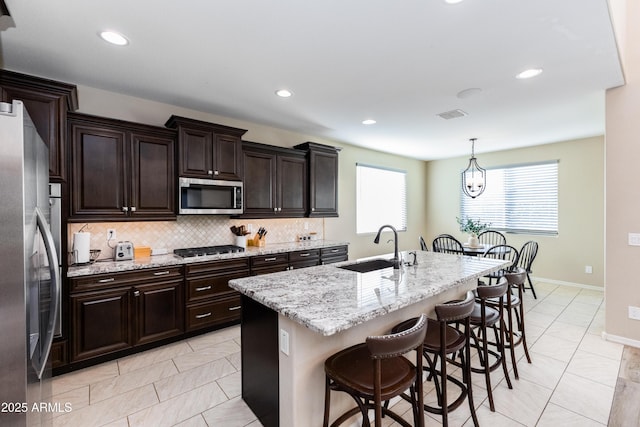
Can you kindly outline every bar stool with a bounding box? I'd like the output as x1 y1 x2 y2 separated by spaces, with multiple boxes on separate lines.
488 267 532 379
469 277 512 411
392 291 478 427
323 314 428 427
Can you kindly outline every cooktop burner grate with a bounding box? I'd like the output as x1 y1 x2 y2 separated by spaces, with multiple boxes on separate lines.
173 245 245 258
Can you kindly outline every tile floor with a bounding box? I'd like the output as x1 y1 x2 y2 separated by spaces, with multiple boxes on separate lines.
51 281 634 426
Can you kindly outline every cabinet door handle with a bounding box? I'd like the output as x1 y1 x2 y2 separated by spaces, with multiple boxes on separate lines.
273 207 278 212
331 249 339 253
214 170 219 175
228 306 241 311
278 207 282 212
195 312 212 319
207 170 214 175
299 253 311 257
153 271 171 276
195 285 212 292
122 207 129 212
311 207 315 212
264 257 277 262
133 290 140 297
130 206 136 212
98 278 115 283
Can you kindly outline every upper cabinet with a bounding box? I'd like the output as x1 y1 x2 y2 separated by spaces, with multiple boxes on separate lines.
241 141 307 218
165 115 247 181
0 70 78 182
68 113 176 221
294 142 340 217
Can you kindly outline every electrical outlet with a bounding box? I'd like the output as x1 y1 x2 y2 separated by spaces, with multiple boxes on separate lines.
629 233 640 246
585 265 593 274
279 329 290 355
107 229 116 240
304 222 309 230
247 224 253 233
629 306 640 320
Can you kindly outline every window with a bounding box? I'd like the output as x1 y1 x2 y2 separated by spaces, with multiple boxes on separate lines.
356 164 407 234
460 161 558 235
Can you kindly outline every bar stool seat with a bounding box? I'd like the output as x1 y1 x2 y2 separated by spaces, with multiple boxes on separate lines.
323 314 428 427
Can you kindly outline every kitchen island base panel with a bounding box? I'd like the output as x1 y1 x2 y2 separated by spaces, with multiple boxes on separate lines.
241 280 477 427
240 295 279 427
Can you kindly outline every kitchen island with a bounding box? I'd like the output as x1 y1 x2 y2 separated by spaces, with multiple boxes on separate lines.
229 250 510 427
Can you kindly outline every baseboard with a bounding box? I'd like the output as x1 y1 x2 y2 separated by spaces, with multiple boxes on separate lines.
532 276 604 292
602 332 640 349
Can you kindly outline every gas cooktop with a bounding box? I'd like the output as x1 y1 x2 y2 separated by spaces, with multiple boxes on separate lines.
173 245 245 258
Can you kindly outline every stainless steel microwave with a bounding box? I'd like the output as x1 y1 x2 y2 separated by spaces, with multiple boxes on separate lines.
178 177 243 214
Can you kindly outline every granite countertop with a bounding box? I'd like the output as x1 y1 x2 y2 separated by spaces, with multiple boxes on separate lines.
66 240 349 277
229 251 510 336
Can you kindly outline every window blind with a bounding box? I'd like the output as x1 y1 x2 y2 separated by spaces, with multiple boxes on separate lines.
461 161 558 235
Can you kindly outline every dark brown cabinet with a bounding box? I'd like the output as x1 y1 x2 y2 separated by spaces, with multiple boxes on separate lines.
320 245 349 264
250 253 290 275
241 141 307 218
68 113 176 221
184 258 250 331
295 142 340 217
288 249 320 269
69 267 184 363
0 70 78 181
165 115 247 180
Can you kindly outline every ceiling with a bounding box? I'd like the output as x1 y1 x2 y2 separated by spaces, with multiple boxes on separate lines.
0 0 624 160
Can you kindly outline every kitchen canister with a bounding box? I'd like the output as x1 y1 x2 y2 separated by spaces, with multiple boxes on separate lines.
235 234 247 249
73 232 91 264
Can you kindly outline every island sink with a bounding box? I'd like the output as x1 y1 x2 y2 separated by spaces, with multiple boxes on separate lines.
338 258 395 273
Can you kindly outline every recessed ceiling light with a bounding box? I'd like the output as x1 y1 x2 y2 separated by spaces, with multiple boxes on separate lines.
444 0 464 4
99 30 129 46
362 119 376 125
275 89 293 98
516 68 543 79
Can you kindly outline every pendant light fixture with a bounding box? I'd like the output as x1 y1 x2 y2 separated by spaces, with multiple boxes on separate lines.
461 138 486 198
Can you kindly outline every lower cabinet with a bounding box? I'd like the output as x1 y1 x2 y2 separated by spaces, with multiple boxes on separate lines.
250 253 290 275
288 248 320 269
184 258 250 331
63 245 348 372
69 266 184 363
320 245 349 264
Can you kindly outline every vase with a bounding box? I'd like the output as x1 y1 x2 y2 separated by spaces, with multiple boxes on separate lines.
468 234 479 248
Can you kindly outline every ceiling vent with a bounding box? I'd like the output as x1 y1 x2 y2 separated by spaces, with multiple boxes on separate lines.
437 109 468 120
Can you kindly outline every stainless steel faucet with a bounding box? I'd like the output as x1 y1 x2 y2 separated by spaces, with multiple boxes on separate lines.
374 224 400 269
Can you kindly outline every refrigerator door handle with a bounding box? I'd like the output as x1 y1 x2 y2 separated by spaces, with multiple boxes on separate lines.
34 207 61 380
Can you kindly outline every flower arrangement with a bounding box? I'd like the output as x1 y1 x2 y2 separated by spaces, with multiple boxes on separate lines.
456 217 491 236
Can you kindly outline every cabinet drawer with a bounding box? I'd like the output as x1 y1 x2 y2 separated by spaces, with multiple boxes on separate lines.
321 245 349 264
186 295 242 331
289 249 320 263
187 270 249 302
250 253 289 268
184 257 250 277
70 266 183 293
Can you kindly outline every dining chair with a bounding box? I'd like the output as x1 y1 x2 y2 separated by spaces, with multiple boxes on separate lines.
517 241 539 299
419 236 428 251
478 230 506 247
481 245 520 284
432 234 465 255
323 315 428 427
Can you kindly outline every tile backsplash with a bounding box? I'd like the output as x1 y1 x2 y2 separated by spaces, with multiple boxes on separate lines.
68 216 324 260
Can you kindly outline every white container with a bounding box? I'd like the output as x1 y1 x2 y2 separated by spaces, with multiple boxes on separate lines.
235 235 247 249
73 232 91 263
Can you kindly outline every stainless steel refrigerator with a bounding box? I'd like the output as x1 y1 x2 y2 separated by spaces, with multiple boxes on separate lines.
0 100 61 426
